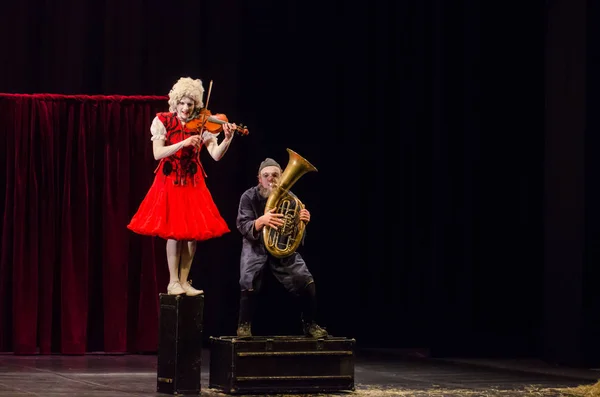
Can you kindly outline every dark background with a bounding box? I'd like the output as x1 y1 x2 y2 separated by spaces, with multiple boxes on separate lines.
1 0 597 367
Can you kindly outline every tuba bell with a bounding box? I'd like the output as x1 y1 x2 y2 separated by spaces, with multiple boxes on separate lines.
263 148 318 258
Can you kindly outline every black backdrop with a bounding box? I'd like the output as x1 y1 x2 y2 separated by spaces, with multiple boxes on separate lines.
2 0 599 366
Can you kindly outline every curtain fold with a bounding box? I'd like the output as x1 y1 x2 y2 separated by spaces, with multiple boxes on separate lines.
0 94 168 354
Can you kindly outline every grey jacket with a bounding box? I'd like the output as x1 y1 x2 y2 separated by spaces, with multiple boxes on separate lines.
236 185 309 291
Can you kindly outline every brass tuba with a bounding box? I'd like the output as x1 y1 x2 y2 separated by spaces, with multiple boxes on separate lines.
263 148 318 258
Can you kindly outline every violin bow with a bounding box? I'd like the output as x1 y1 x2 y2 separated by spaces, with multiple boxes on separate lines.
195 79 214 176
204 80 213 110
199 80 214 131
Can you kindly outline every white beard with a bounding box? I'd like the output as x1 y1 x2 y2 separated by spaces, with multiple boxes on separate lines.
258 185 272 199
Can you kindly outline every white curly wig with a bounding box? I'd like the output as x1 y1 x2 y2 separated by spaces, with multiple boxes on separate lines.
167 77 205 112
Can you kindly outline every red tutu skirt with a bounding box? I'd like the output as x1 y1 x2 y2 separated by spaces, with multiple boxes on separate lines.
128 171 230 241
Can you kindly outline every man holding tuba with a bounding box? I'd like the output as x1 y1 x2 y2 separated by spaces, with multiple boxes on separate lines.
235 156 328 338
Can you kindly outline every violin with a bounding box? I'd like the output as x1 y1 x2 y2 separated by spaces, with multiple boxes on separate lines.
186 108 249 136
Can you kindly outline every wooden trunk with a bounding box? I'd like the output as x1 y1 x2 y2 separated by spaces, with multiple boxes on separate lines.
208 335 355 394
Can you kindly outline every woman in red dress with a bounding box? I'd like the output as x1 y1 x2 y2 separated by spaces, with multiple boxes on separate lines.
128 77 237 296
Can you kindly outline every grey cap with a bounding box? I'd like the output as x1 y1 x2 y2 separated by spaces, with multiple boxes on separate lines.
258 158 281 173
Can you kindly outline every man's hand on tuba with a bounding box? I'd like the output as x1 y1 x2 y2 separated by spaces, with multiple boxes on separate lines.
255 208 285 231
299 208 310 223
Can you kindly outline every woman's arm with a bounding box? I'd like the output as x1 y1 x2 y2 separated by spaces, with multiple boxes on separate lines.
203 133 233 161
152 139 185 160
203 122 236 161
150 117 200 160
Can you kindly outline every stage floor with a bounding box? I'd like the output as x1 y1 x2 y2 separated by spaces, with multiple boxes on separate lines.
0 348 598 396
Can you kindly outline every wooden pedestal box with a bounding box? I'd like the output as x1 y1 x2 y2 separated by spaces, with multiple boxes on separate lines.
157 294 204 395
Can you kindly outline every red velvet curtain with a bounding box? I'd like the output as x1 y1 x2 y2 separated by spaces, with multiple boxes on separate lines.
0 94 170 355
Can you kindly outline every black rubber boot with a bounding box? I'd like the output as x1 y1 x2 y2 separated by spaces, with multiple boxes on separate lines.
299 282 328 338
303 321 329 339
237 290 256 337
